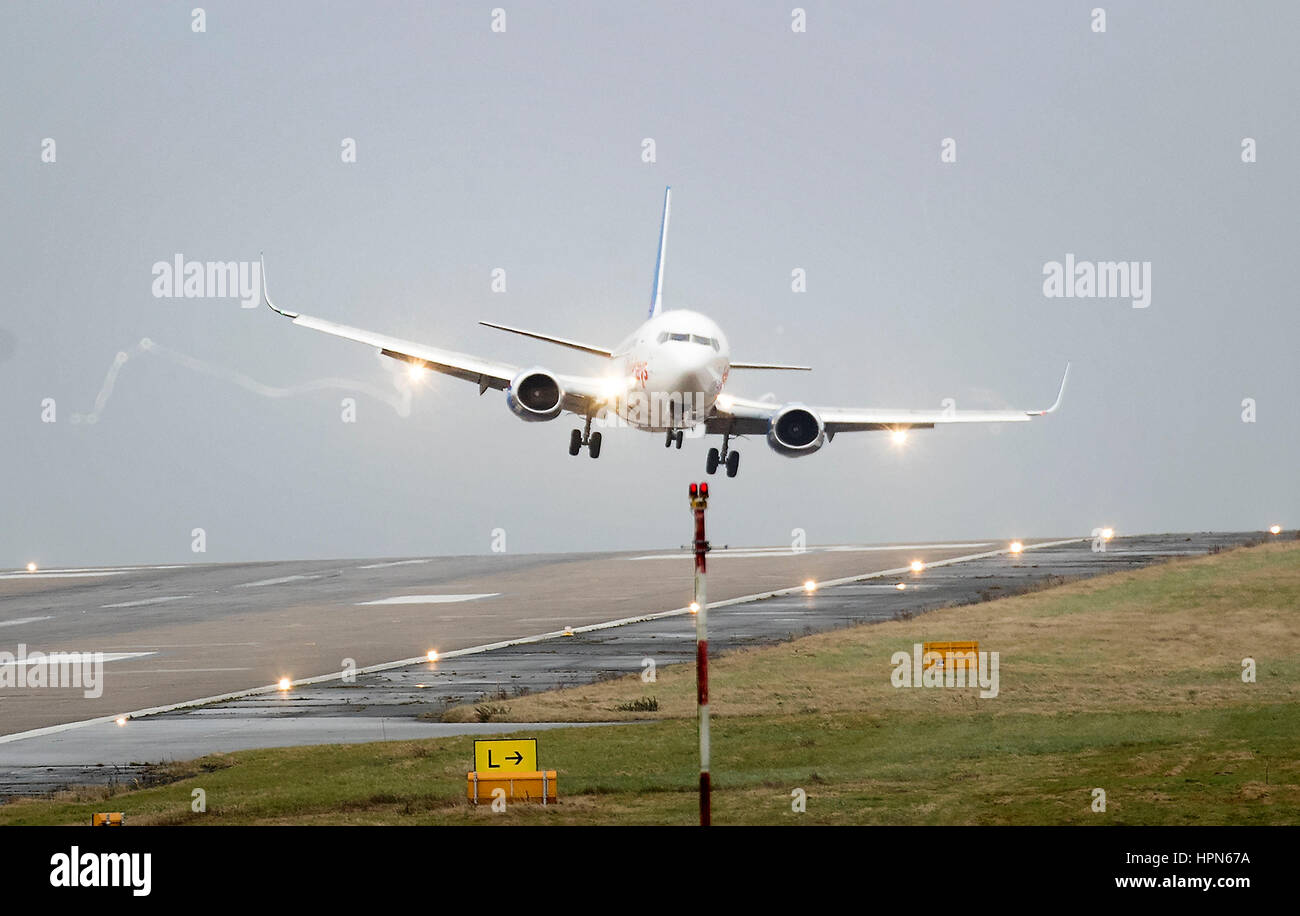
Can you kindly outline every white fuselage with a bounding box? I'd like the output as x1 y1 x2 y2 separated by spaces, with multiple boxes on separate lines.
609 309 730 431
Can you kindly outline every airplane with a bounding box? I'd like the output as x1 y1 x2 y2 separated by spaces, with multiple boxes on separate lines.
260 187 1068 478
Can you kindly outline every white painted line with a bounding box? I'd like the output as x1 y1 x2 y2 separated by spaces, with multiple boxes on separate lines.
234 575 321 589
0 571 133 580
0 651 156 669
356 593 500 606
0 563 187 571
356 559 435 570
0 536 1086 746
101 595 192 609
0 616 53 628
115 667 253 674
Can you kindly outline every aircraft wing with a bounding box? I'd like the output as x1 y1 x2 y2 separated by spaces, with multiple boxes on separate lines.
706 364 1069 436
260 255 610 412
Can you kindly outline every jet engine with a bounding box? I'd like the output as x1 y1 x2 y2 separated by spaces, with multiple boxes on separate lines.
766 404 826 456
506 368 564 421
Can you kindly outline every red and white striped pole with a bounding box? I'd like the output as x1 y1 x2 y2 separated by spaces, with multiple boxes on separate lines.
689 481 711 827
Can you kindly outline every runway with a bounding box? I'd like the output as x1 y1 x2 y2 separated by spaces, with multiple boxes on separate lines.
0 532 1264 798
0 539 1024 737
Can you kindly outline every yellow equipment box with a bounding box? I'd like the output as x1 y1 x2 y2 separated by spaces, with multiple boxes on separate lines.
922 640 980 671
468 770 557 806
92 812 124 826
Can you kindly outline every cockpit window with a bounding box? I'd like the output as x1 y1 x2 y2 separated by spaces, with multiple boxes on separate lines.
659 331 719 349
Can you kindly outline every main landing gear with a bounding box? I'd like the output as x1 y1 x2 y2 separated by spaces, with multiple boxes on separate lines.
706 433 740 478
664 429 684 449
569 415 602 458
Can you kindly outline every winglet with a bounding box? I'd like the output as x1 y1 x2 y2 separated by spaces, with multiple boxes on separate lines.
260 252 299 319
648 186 671 318
1026 362 1070 416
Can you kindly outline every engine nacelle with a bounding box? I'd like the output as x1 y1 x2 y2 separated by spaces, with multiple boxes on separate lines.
766 404 826 457
506 368 564 422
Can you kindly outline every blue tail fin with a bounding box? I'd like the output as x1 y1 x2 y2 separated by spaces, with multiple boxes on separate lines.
648 186 671 318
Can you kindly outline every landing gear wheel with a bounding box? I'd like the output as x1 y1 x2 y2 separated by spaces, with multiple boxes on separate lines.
725 450 740 478
675 430 684 449
664 430 673 448
706 447 720 475
569 429 582 456
589 431 602 459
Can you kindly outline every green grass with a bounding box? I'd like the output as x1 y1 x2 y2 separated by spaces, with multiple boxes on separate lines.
3 541 1298 825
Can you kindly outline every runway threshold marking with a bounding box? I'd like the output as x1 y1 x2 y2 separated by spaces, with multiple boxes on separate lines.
0 537 1085 747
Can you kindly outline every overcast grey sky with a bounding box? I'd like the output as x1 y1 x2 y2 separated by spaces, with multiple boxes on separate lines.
2 2 1296 566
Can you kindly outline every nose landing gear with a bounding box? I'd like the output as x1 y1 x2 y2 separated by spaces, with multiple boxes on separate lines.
706 433 740 478
569 414 602 458
664 429 684 449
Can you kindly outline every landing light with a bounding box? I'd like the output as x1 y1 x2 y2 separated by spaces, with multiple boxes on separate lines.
25 562 36 573
1269 524 1282 535
716 393 735 411
892 430 908 445
689 601 700 614
1009 541 1024 554
277 677 291 691
115 716 127 727
910 560 925 573
896 583 907 590
803 579 817 593
598 376 626 401
407 363 425 381
1101 528 1115 541
426 649 439 662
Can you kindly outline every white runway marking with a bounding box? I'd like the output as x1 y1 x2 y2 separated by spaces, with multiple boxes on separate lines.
356 594 500 606
0 651 156 669
626 543 992 560
115 667 252 674
2 565 185 576
235 575 321 588
0 616 53 628
356 559 435 570
101 595 192 608
0 571 133 580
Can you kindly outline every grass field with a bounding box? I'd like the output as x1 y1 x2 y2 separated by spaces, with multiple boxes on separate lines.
2 541 1297 825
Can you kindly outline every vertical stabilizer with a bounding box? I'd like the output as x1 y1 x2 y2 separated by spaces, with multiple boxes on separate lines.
648 186 671 317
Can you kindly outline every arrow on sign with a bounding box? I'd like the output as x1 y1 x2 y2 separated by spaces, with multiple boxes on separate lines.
507 751 523 765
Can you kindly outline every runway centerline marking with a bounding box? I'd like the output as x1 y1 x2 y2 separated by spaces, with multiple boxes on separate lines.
356 594 500 606
101 595 192 609
0 616 54 628
356 559 435 570
235 575 321 589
